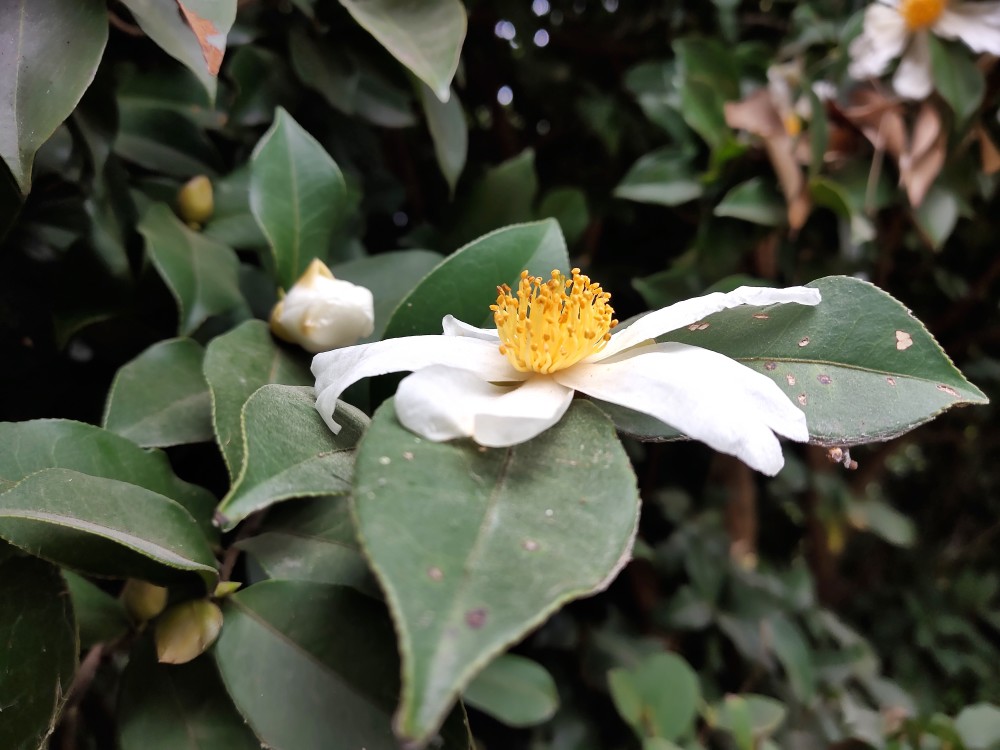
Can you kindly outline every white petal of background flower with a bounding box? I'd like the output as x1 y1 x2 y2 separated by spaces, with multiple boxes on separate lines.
848 3 909 79
312 336 522 433
934 2 1000 54
893 30 934 99
555 343 808 475
594 286 821 360
396 366 574 447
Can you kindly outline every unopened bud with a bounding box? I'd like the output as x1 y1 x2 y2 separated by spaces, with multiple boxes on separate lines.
121 579 168 623
270 258 375 353
155 599 224 664
176 175 214 226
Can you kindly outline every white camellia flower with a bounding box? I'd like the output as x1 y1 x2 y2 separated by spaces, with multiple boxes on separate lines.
312 269 822 475
849 0 1000 99
270 258 375 353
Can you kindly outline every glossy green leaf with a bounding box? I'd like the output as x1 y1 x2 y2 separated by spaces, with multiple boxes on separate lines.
202 166 269 250
419 83 467 194
0 419 216 525
249 107 348 289
383 219 569 337
116 105 222 177
353 400 639 744
0 556 76 750
236 496 378 597
103 338 213 448
608 652 700 741
0 0 108 194
614 149 702 207
955 703 1000 749
217 385 368 529
914 184 960 250
63 571 130 649
929 35 985 123
0 468 217 586
140 204 245 336
714 178 784 226
119 0 236 102
713 694 786 746
656 276 988 446
203 320 313 480
119 640 260 750
767 613 815 702
340 0 467 102
462 654 559 727
215 581 473 749
331 249 443 342
446 150 539 249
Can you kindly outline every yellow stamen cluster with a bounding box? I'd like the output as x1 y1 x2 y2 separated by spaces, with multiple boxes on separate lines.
899 0 946 30
491 268 617 374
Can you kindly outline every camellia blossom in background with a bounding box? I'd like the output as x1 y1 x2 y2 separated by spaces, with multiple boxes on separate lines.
312 269 822 475
270 258 375 353
848 0 1000 99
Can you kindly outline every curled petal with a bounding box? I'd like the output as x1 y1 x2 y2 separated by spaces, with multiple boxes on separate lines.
441 314 500 341
557 343 809 475
311 336 521 434
595 286 821 361
934 3 1000 54
893 32 934 100
395 367 574 447
848 4 909 80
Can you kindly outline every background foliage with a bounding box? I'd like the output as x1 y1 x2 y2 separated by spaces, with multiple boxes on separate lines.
2 1 999 749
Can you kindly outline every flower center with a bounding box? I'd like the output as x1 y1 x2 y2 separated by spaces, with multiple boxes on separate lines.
899 0 946 30
492 268 617 374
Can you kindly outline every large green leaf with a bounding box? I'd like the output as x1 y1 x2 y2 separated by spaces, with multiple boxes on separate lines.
0 0 108 194
0 468 217 586
249 107 347 289
353 400 639 744
236 496 379 598
659 276 988 446
217 386 368 530
419 83 467 194
608 652 700 742
115 105 222 177
332 249 444 342
340 0 467 102
63 571 130 649
382 219 569 338
140 204 245 336
103 338 213 448
119 0 237 102
214 581 473 749
929 35 985 123
119 640 261 750
0 556 77 750
446 150 539 249
0 419 216 525
202 320 313 480
462 654 559 728
614 149 703 207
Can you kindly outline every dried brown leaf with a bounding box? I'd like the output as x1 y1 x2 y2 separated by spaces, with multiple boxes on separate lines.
978 126 1000 175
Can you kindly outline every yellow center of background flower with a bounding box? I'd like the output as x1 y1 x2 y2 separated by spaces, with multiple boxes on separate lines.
492 268 617 374
900 0 946 30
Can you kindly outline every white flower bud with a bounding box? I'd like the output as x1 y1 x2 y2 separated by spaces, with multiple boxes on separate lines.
270 259 375 353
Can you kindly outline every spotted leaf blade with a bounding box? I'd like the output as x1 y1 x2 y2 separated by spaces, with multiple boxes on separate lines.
658 275 987 447
353 400 639 745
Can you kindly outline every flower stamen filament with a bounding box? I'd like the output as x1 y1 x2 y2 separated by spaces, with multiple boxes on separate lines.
491 268 617 374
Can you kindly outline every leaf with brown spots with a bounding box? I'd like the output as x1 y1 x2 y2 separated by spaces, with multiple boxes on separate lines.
178 2 226 75
614 276 990 447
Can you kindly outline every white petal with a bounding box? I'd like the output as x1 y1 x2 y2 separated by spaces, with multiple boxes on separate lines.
395 367 574 447
595 286 821 361
556 343 809 475
935 3 1000 54
441 314 500 341
311 336 521 434
893 32 934 99
848 4 910 79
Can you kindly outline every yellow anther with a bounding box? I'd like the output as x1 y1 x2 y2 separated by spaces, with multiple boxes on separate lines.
899 0 946 30
492 268 616 374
